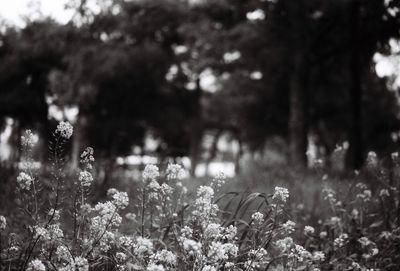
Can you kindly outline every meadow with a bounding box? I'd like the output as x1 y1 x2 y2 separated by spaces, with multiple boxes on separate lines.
0 122 399 271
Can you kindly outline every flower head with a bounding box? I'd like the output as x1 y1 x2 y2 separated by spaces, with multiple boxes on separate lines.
251 212 264 225
21 130 36 148
17 172 33 190
166 164 185 180
56 121 73 139
79 170 93 187
143 164 160 181
272 186 289 202
27 259 46 271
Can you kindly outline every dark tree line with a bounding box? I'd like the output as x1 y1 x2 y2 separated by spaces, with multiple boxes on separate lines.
0 0 399 173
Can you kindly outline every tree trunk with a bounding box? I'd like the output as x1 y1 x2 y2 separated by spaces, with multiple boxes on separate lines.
346 0 364 170
289 54 308 167
189 78 203 176
71 114 89 170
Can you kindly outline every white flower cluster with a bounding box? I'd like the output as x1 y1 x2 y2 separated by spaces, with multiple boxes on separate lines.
111 191 129 209
182 238 202 256
80 147 95 169
334 233 348 249
27 259 46 271
212 172 226 188
21 129 36 148
207 241 238 261
56 121 74 139
288 244 312 262
272 186 289 202
304 225 315 235
192 186 218 222
134 237 154 255
251 212 264 225
166 163 185 180
16 172 33 190
275 237 294 252
282 220 296 234
79 171 93 187
312 251 325 262
143 164 160 181
151 249 177 266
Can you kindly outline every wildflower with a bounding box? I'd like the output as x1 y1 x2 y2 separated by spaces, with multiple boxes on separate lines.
56 121 73 139
79 170 93 187
212 172 226 188
366 151 378 168
166 164 185 180
98 231 115 252
16 172 33 190
118 236 133 247
0 215 6 230
55 246 72 262
208 241 228 261
222 243 239 258
181 226 193 238
27 259 46 271
319 231 327 239
192 186 218 220
350 262 361 270
330 216 341 225
143 164 160 181
251 212 264 225
322 187 336 203
275 237 294 252
288 244 312 262
272 186 289 202
379 189 390 197
304 225 315 235
21 129 36 148
357 190 372 201
282 220 296 234
334 233 348 248
135 237 153 255
351 209 359 219
153 249 177 265
204 223 222 239
356 182 367 190
48 209 60 221
182 239 202 255
312 251 325 262
160 183 173 196
112 191 129 209
379 231 392 240
74 257 89 271
33 226 49 239
370 248 379 256
80 147 95 169
223 225 237 240
358 237 372 248
116 252 127 262
202 266 217 271
147 263 165 271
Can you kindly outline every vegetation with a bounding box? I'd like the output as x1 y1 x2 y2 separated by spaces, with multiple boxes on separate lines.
1 123 400 270
0 0 399 173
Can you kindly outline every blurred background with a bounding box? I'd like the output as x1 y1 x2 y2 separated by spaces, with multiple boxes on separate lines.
0 0 400 186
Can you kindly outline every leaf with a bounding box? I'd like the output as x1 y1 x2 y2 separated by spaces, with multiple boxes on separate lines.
369 220 383 228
